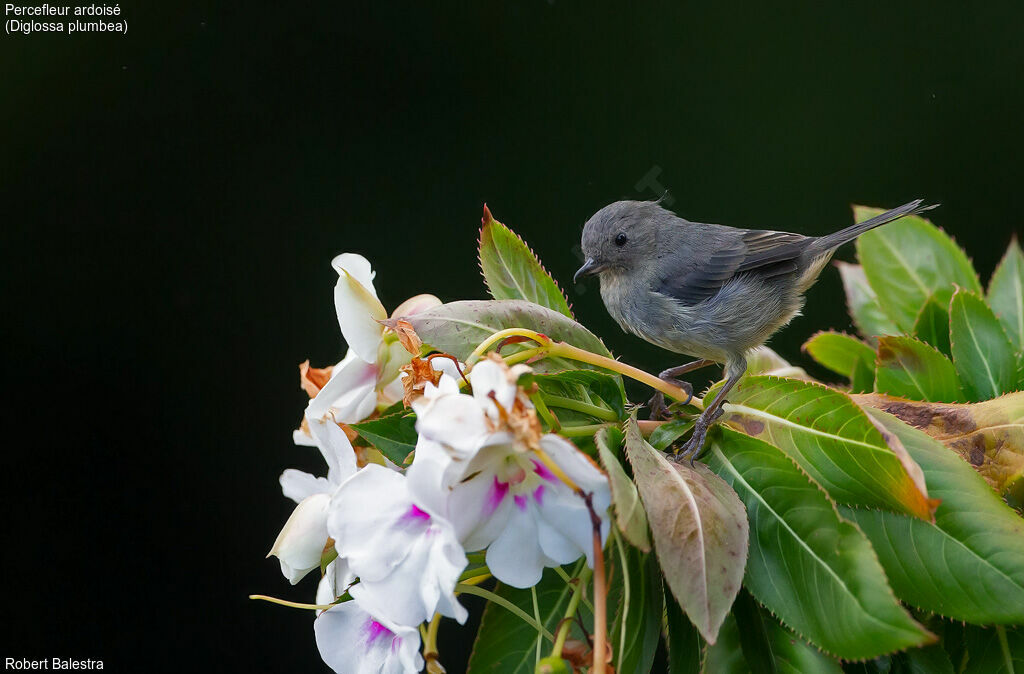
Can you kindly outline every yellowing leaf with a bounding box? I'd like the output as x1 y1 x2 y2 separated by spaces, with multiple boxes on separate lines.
852 392 1024 494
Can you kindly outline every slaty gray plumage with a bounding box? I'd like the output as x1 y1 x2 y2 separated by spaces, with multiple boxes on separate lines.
574 198 937 461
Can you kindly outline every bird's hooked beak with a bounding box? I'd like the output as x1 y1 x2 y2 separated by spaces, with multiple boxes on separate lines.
574 258 607 284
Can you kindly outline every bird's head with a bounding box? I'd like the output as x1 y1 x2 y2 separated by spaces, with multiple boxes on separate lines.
575 200 669 283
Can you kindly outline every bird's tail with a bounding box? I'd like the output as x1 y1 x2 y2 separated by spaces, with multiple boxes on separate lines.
812 199 939 253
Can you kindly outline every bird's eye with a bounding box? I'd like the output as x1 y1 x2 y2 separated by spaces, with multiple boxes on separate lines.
614 233 628 246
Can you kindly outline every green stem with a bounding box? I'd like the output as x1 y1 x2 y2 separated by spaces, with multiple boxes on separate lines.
459 566 493 582
554 565 593 614
531 393 562 432
503 346 547 367
559 423 611 437
996 625 1013 673
548 341 701 409
456 583 555 642
543 394 618 422
613 530 631 672
551 566 593 659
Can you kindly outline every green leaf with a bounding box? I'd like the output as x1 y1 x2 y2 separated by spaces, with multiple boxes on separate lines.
988 237 1024 353
702 611 748 674
479 207 574 318
666 590 703 674
950 288 1020 401
524 369 626 421
875 336 965 402
836 261 900 340
648 418 695 451
608 537 662 674
912 295 952 357
596 427 650 551
731 589 844 674
623 418 748 643
839 408 1024 624
350 412 417 465
962 625 1024 674
467 564 588 674
406 299 612 373
852 391 1024 495
707 429 931 659
854 205 981 332
711 376 935 520
802 330 876 392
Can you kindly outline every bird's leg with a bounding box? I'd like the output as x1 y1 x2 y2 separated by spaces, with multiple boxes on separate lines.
674 355 746 465
646 359 714 420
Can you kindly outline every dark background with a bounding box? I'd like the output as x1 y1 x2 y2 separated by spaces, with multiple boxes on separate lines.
3 1 1022 671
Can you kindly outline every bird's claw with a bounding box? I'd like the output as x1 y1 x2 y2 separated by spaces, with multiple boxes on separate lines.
647 378 693 420
671 404 726 466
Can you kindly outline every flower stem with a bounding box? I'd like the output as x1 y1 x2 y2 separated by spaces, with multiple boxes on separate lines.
464 327 701 407
558 423 611 438
542 394 618 421
548 341 701 408
456 583 555 642
423 613 442 663
551 566 593 659
248 594 335 611
530 393 562 432
591 530 607 674
467 328 551 365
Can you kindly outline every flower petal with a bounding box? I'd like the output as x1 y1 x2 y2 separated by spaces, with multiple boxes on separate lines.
308 351 379 424
486 507 546 588
468 358 519 422
268 493 331 585
391 293 442 318
314 602 423 674
279 469 331 504
316 558 355 607
333 255 387 364
413 392 490 459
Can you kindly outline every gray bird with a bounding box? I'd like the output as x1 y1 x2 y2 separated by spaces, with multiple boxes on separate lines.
574 198 936 461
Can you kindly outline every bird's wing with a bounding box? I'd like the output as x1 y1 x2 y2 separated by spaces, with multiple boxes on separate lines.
655 229 811 306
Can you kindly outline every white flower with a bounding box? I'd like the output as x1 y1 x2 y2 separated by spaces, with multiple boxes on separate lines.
315 601 423 674
270 418 358 586
408 358 612 588
295 254 441 438
328 464 468 627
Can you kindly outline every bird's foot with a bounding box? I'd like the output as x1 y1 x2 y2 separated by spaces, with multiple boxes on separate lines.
672 405 725 466
647 376 693 419
646 392 671 420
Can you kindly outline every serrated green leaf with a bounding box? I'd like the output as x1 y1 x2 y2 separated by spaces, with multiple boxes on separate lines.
875 336 965 402
962 625 1024 674
988 237 1024 353
608 537 662 674
913 295 952 357
406 299 612 373
731 589 844 674
950 288 1020 401
596 427 650 551
350 412 417 465
624 419 748 644
802 331 876 391
711 376 935 519
839 408 1024 624
702 611 748 673
524 369 626 421
853 391 1024 495
666 590 702 674
648 418 695 452
836 261 901 340
854 205 980 331
479 208 574 318
467 564 588 674
707 429 931 659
